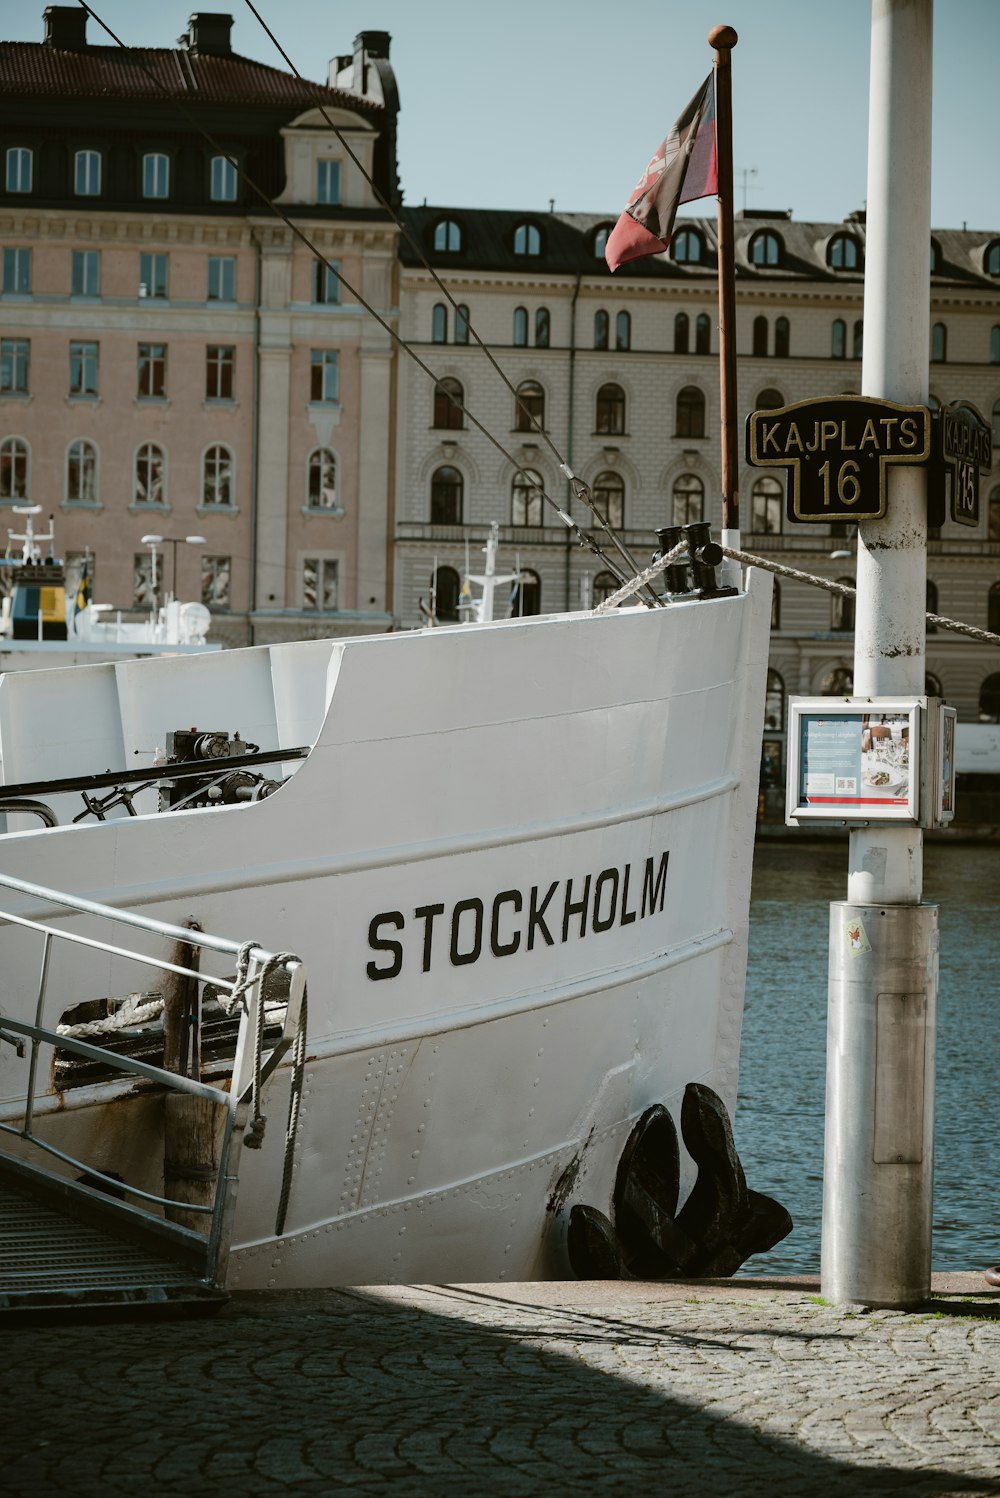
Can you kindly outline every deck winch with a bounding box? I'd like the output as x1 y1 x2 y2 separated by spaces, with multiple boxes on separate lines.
157 728 283 811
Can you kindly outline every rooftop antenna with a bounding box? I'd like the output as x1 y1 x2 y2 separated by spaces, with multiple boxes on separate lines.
737 166 758 213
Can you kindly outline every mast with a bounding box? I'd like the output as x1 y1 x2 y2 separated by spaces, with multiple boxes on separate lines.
709 26 740 555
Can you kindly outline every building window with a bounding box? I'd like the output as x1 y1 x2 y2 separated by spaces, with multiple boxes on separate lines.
74 149 101 196
512 468 544 526
210 155 237 202
853 319 864 359
432 303 447 343
673 229 703 264
1 338 29 393
994 401 1000 449
991 326 1000 364
513 306 528 346
926 578 938 635
751 475 783 534
764 669 785 731
433 377 464 430
6 147 32 193
821 667 854 696
430 465 463 524
593 226 610 258
832 577 856 632
695 313 711 354
775 316 790 358
756 387 784 409
596 382 625 435
303 556 339 612
307 448 338 509
752 316 768 356
201 555 231 610
511 569 541 616
0 437 28 499
513 223 541 256
137 343 166 398
832 318 846 359
143 153 169 199
310 350 339 403
455 304 469 345
593 471 625 529
770 581 781 631
431 566 460 622
536 307 551 348
66 439 97 505
208 255 236 302
984 241 1000 277
316 160 341 205
674 312 690 354
134 442 165 506
980 673 1000 721
69 340 98 397
989 486 1000 539
2 247 31 294
313 259 340 305
592 571 620 606
931 321 947 363
133 552 162 609
72 250 100 297
514 379 544 433
989 588 1000 638
202 445 233 508
676 385 706 438
433 219 461 252
672 473 704 526
206 345 234 400
749 230 781 267
615 311 631 351
594 310 609 350
828 234 860 270
139 251 168 300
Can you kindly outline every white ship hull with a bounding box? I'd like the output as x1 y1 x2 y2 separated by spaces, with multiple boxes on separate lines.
0 574 770 1286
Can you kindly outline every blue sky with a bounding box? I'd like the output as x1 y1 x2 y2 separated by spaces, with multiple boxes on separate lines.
2 0 995 228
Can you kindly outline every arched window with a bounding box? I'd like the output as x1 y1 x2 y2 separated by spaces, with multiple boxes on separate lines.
991 326 1000 364
430 465 463 524
615 311 631 351
134 442 165 506
210 155 237 202
143 152 169 199
984 241 1000 277
676 385 705 438
593 226 611 258
775 316 790 358
989 486 1000 539
511 568 541 617
431 303 447 343
593 471 625 528
980 673 1000 721
853 319 864 359
594 310 609 350
433 219 461 252
513 223 541 256
931 322 947 362
307 448 338 510
433 377 464 430
514 379 545 433
673 229 703 264
828 234 860 270
596 382 625 435
672 473 704 526
752 316 768 356
511 468 544 527
832 319 846 359
989 583 1000 636
764 669 785 731
535 307 551 348
930 239 941 273
751 475 783 534
832 577 856 632
925 673 942 699
0 436 28 499
74 149 101 196
513 306 528 346
993 401 1000 449
202 444 233 508
674 312 690 354
749 230 781 267
770 580 781 631
433 565 461 623
821 667 854 696
926 578 938 634
695 314 711 354
455 304 470 345
66 439 97 505
756 387 784 409
592 571 620 606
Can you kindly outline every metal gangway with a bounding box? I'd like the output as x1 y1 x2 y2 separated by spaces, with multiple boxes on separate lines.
0 872 305 1316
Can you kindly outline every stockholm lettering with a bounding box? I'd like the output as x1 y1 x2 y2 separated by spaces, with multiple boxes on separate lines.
366 851 669 981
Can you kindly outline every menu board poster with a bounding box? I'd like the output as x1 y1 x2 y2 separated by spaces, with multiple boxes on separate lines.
789 702 920 822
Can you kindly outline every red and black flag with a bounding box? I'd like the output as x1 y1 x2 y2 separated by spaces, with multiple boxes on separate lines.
604 75 718 273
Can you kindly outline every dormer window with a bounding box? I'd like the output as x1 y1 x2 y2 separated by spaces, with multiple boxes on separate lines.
513 223 541 257
828 234 860 270
5 147 32 194
210 155 238 203
433 219 462 252
74 150 101 197
593 225 611 258
143 153 169 200
930 238 942 273
317 160 341 205
985 240 1000 277
749 230 782 267
673 228 704 264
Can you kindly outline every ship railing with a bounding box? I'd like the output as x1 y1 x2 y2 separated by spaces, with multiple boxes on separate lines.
0 870 305 1285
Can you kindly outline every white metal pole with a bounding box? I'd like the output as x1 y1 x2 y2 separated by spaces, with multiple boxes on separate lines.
821 0 937 1309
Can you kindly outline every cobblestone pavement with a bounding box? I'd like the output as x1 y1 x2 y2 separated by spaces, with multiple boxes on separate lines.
7 1274 1000 1496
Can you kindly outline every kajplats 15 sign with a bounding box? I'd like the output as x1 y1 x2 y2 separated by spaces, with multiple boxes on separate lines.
787 700 922 824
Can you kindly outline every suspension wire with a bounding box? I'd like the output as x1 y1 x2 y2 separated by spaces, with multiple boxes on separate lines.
75 1 650 602
237 0 660 605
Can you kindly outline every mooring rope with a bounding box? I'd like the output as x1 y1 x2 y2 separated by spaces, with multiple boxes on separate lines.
57 992 164 1037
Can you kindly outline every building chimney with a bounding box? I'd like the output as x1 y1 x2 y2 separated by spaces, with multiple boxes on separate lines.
352 30 390 93
184 13 234 56
43 6 88 49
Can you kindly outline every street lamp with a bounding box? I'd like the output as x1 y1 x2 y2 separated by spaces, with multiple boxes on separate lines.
141 533 207 604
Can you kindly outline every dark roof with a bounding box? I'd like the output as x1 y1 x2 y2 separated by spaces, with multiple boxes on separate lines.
0 41 381 115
